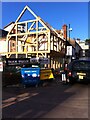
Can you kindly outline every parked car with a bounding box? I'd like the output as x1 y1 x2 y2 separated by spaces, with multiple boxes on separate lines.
67 59 90 83
2 65 22 87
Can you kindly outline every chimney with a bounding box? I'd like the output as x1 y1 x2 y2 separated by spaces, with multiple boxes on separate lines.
62 24 67 40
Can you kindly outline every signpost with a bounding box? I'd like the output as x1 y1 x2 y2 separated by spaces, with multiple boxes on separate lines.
6 58 30 66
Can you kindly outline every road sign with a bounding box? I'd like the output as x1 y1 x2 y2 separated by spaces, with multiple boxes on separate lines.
66 46 72 56
6 58 30 66
39 58 50 64
30 58 39 63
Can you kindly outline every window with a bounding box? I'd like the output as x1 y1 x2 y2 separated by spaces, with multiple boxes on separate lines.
12 43 15 47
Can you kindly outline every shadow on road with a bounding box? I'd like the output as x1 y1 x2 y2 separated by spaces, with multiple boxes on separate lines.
2 80 76 119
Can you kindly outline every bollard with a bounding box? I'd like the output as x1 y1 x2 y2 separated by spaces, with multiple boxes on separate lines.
62 72 66 82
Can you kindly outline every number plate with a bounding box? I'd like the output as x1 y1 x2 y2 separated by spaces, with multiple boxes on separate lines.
77 73 86 75
79 75 83 79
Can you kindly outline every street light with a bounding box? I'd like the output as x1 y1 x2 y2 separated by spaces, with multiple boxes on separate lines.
64 24 72 84
64 25 68 84
68 24 72 42
65 24 72 58
68 24 73 63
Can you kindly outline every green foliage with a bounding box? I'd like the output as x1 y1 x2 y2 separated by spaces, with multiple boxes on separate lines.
85 39 90 43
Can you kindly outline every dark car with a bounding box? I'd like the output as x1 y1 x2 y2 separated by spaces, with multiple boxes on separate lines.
2 65 22 87
67 59 90 83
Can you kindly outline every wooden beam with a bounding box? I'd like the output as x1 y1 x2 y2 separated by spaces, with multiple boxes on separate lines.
16 19 37 25
16 23 18 58
36 20 39 57
28 21 35 31
17 43 37 47
5 5 67 59
38 17 50 31
15 5 38 23
8 30 49 36
25 5 38 19
48 31 50 52
16 6 27 22
0 50 50 55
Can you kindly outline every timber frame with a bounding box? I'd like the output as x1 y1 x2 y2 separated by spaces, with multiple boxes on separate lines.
1 6 66 68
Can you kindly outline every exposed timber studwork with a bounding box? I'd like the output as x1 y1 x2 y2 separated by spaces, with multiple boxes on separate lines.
1 5 66 69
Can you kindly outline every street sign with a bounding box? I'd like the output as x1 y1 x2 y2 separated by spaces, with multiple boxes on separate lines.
30 57 50 64
6 58 30 66
39 57 50 64
30 58 39 63
66 46 72 56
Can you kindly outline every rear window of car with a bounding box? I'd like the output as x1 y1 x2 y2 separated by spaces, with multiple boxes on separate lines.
72 61 90 70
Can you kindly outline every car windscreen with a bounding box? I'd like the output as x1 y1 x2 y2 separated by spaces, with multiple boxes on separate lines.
72 61 90 70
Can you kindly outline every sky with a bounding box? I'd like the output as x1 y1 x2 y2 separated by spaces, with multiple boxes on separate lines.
1 2 88 40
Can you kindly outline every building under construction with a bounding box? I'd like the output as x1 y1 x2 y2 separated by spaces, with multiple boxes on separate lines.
2 6 67 69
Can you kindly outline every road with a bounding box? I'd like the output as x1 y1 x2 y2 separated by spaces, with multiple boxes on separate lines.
2 79 88 119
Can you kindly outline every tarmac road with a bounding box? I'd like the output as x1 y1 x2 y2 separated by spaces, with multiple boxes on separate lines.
2 79 89 119
42 83 88 118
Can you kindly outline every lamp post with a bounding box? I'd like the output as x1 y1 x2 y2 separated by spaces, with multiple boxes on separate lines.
68 24 72 62
63 25 68 84
64 25 68 67
64 24 72 59
69 24 72 42
69 24 70 42
64 24 72 84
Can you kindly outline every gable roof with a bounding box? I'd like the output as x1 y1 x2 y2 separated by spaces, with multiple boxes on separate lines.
6 5 60 38
4 22 15 29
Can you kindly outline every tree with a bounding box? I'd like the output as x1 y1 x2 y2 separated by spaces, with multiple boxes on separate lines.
85 39 90 43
